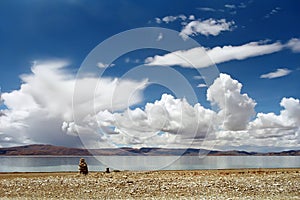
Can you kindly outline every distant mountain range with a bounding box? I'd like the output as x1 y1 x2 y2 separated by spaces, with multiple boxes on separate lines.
0 144 299 156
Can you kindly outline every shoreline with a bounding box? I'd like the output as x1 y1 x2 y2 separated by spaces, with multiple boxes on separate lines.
1 155 300 157
1 168 299 199
0 167 299 174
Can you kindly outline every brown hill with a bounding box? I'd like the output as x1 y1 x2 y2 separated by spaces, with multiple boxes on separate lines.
0 144 91 156
0 144 299 156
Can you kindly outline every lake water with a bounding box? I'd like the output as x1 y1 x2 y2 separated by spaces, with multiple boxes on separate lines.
0 156 299 172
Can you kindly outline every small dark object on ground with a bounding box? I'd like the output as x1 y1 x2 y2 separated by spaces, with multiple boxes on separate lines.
78 158 88 175
106 168 110 173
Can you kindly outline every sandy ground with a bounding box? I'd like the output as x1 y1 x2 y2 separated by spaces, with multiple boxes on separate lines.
0 168 299 199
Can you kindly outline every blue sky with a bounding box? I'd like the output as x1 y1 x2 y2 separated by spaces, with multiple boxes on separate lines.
0 0 299 151
1 0 299 112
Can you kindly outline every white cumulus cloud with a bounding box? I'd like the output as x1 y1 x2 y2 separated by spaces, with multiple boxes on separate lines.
91 74 256 148
197 7 216 12
1 63 299 151
146 41 283 68
156 33 163 41
207 73 256 131
179 18 235 39
95 93 217 148
197 83 207 88
153 15 234 39
249 97 300 141
0 60 147 147
224 4 236 9
154 14 187 24
92 73 299 151
260 68 292 79
97 62 115 68
286 38 300 53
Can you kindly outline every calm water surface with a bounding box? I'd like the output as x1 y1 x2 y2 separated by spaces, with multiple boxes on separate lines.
0 156 299 172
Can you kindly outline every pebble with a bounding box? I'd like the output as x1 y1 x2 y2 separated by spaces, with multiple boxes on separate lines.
0 169 299 199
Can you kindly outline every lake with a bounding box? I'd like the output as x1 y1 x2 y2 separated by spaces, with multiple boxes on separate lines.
0 156 299 172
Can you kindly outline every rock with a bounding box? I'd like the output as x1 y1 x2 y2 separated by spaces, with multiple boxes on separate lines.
78 158 88 175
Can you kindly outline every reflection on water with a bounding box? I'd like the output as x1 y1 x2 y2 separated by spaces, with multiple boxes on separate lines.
0 156 299 172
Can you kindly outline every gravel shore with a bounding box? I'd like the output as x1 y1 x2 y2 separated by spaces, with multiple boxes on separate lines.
1 168 299 199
